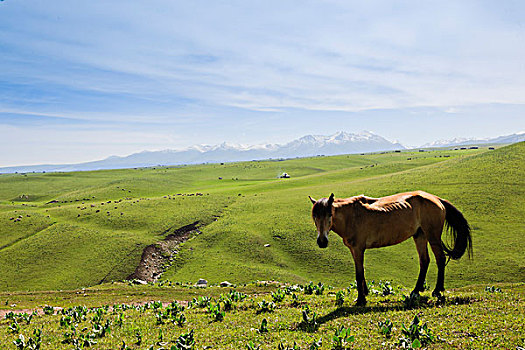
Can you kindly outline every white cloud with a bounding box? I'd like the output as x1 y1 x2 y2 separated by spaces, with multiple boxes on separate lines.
1 0 525 164
3 1 525 114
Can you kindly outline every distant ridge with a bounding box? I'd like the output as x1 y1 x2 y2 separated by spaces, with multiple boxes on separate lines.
421 132 525 148
0 131 403 173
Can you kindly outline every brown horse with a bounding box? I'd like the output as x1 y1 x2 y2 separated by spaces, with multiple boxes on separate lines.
309 191 472 306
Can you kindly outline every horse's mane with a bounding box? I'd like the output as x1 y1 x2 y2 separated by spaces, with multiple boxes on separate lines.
333 195 377 207
333 194 412 213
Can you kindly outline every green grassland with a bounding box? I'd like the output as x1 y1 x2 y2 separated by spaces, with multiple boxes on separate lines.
0 282 523 349
0 144 523 294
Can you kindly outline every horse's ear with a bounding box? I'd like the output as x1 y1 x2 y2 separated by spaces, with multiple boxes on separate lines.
328 193 334 205
308 196 316 205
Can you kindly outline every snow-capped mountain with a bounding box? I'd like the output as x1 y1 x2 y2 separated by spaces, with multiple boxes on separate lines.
421 132 525 148
278 131 404 157
0 131 403 173
422 137 477 148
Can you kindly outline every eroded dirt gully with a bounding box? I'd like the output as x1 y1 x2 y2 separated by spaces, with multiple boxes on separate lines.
126 221 203 283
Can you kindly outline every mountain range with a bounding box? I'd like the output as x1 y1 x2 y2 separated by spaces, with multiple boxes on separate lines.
1 131 523 173
421 132 525 148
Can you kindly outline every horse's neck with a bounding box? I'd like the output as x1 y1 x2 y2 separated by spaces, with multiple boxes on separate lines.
331 204 355 237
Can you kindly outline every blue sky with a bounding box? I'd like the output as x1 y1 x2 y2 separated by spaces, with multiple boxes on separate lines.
1 0 524 166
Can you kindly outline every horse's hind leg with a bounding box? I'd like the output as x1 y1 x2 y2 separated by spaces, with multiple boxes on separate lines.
412 229 430 296
429 241 446 298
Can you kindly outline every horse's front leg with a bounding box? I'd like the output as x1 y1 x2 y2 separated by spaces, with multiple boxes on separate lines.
349 245 367 306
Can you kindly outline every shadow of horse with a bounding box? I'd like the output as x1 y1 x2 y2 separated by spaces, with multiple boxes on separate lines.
297 295 473 332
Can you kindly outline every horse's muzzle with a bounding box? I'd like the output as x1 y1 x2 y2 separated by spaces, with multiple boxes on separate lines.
317 236 328 248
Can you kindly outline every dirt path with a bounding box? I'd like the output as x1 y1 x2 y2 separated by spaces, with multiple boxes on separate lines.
126 221 202 283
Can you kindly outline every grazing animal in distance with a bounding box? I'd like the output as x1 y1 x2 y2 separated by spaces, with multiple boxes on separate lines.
309 191 472 306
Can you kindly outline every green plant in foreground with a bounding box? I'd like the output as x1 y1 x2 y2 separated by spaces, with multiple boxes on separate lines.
120 340 132 350
272 289 286 302
402 293 422 309
61 324 98 348
301 305 318 332
335 290 345 307
19 313 31 326
219 294 234 311
156 328 166 347
246 341 260 350
91 319 111 338
156 301 186 325
114 312 124 327
304 282 315 295
309 338 323 350
257 318 269 333
59 315 72 327
134 329 142 346
347 281 358 291
257 300 275 313
13 328 42 350
291 293 301 307
228 290 247 302
42 305 54 315
8 312 35 326
61 305 88 323
190 296 211 308
155 310 168 325
332 325 355 349
174 329 196 350
8 320 20 334
207 303 225 322
278 341 300 350
379 280 395 296
377 319 394 337
175 312 187 327
314 282 325 295
397 315 435 348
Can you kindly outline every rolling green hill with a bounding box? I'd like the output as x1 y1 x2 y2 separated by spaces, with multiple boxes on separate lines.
0 143 523 292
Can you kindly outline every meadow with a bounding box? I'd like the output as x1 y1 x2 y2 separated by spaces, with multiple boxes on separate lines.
0 281 523 349
0 143 523 348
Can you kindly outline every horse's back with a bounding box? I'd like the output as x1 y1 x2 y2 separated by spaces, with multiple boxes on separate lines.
370 191 444 212
357 191 446 247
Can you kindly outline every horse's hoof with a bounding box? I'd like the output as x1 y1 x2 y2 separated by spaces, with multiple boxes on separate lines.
410 291 420 298
433 292 445 303
432 290 445 304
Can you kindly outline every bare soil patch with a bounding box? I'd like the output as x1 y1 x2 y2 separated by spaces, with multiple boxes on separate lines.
127 221 201 283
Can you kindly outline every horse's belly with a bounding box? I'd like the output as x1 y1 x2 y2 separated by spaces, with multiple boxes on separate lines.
365 225 417 249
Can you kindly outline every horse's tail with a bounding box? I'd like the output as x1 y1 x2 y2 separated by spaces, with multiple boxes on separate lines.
439 198 473 260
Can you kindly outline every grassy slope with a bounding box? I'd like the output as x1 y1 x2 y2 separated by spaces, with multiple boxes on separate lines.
0 195 230 292
0 144 522 293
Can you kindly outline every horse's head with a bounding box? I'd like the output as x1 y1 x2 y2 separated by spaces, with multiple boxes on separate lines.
309 193 334 249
